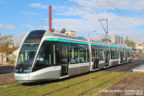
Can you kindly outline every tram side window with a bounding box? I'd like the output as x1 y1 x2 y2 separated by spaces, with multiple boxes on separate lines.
70 44 79 64
124 50 126 57
129 50 132 57
127 50 129 57
131 51 133 57
120 49 123 58
115 48 119 59
128 50 132 57
126 50 128 57
92 46 97 61
111 48 119 59
105 47 109 59
99 48 104 60
57 43 69 64
111 48 115 59
33 41 57 71
79 44 89 63
92 46 98 60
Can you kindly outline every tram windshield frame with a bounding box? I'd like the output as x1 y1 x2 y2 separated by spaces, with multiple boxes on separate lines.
15 30 45 73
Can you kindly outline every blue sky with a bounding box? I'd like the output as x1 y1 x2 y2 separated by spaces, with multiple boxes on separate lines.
1 0 144 42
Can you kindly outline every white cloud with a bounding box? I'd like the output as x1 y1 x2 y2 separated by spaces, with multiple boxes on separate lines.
0 24 15 29
51 1 144 42
25 24 43 30
53 6 67 11
53 12 144 32
125 30 144 42
55 6 92 17
51 10 144 42
25 24 36 29
53 18 94 31
70 0 144 10
22 11 38 15
30 1 144 42
29 3 47 9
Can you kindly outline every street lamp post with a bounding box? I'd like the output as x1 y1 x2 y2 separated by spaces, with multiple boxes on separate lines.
88 30 96 39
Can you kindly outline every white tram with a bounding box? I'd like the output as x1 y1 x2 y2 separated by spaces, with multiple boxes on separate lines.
14 30 133 82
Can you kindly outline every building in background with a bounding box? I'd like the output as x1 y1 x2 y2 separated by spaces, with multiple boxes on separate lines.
135 42 144 55
65 31 76 36
8 48 19 64
0 53 7 65
100 34 123 44
54 30 76 36
108 35 123 44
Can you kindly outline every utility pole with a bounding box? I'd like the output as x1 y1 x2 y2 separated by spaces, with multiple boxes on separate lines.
98 19 109 42
49 5 52 32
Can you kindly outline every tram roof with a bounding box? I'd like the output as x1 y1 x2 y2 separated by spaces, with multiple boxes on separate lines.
31 30 132 49
44 31 88 42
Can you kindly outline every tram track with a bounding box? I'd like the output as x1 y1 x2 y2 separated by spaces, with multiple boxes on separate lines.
77 73 123 96
1 59 144 96
76 60 144 96
42 60 144 96
1 71 114 96
5 86 36 96
0 84 30 96
2 72 110 96
41 72 112 96
0 82 17 88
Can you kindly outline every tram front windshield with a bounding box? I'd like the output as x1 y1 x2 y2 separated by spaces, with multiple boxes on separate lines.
15 30 45 73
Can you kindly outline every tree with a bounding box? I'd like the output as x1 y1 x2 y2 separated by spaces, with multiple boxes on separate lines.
60 28 66 33
101 38 111 42
0 33 14 55
124 40 136 48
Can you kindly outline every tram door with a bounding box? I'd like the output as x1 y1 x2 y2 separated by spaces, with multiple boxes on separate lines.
124 49 127 63
105 48 109 66
59 43 69 76
120 49 124 63
92 47 99 69
61 64 68 76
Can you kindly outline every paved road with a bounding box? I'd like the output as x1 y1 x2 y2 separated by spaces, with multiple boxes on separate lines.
0 65 14 74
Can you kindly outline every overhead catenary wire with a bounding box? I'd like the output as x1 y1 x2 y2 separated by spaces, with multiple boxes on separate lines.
106 0 132 42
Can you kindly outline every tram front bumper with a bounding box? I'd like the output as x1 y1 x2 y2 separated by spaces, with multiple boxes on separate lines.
14 73 30 82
